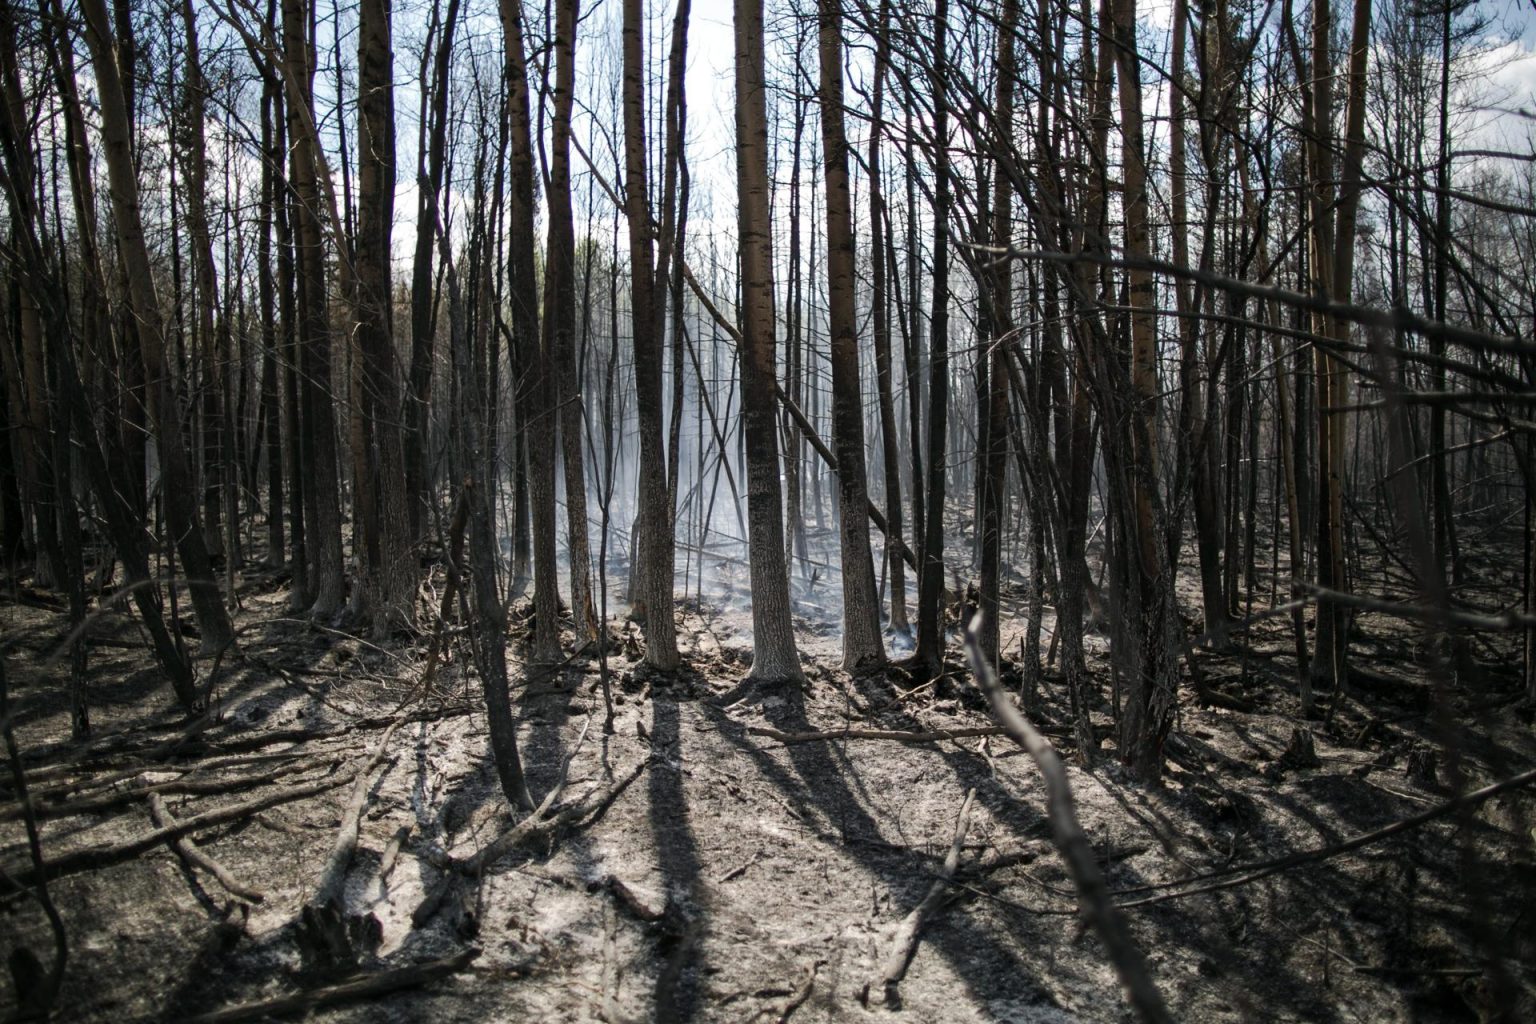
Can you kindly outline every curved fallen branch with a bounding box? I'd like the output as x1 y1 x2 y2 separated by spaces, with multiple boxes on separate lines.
296 720 403 968
8 754 337 823
310 720 402 909
148 793 266 904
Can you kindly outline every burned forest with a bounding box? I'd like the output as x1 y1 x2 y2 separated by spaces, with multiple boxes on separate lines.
2 0 1536 1020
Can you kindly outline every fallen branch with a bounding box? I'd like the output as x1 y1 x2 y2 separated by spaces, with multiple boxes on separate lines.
748 724 1007 746
867 789 976 1008
15 713 218 784
148 793 266 904
768 960 820 1023
9 754 336 822
310 720 402 909
296 720 402 969
1 768 357 892
175 948 479 1023
454 752 647 876
13 747 336 810
601 874 666 922
1108 762 1536 908
964 617 1172 1024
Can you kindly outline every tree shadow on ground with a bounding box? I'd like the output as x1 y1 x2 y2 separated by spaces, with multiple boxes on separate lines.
696 678 1062 1015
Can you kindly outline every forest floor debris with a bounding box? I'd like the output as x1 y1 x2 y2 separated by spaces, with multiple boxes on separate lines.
3 564 1535 1023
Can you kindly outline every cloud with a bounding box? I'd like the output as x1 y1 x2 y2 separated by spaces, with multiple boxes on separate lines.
1456 39 1536 158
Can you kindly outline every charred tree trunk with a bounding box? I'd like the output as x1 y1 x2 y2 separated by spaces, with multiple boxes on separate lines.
817 0 883 670
977 0 1018 675
734 0 803 685
81 0 235 651
499 0 561 663
866 1 907 636
280 0 345 619
622 0 679 670
354 0 415 635
913 0 951 678
405 0 460 540
545 0 596 642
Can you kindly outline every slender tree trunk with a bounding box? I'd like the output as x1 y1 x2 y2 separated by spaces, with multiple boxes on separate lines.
440 209 534 813
978 0 1019 674
258 36 284 569
734 0 803 684
274 0 346 618
405 0 460 540
80 0 234 651
817 0 883 670
355 0 415 635
913 0 951 677
1301 0 1345 693
623 0 679 669
866 0 907 636
545 0 596 642
497 0 561 662
179 0 226 568
1113 0 1179 783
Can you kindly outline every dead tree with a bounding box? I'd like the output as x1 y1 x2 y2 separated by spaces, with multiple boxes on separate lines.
498 0 562 663
622 0 680 670
80 0 235 651
545 0 597 642
735 0 803 684
817 0 883 670
353 0 416 634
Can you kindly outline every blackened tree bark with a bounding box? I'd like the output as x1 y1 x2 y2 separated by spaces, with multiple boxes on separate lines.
1167 0 1228 640
278 0 346 619
735 0 802 684
258 23 284 569
1112 0 1180 784
355 0 416 635
499 0 561 663
440 207 535 814
405 0 460 540
817 0 883 671
178 0 228 572
80 0 235 651
623 0 679 670
978 0 1019 674
866 0 907 636
913 0 951 677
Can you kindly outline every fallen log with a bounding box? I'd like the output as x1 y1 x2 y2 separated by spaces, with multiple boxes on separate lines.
296 720 402 969
8 754 336 823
